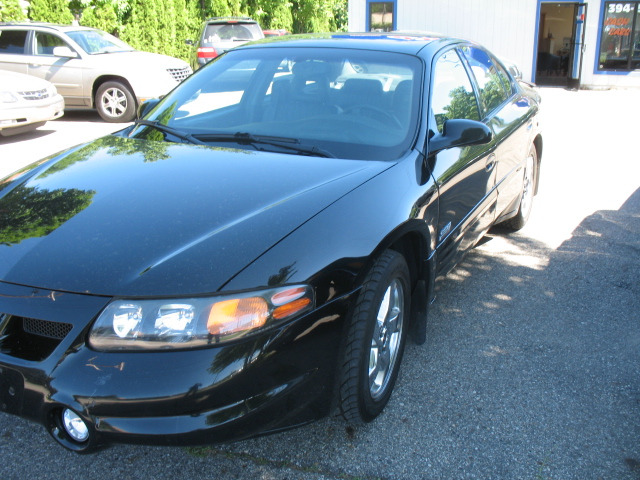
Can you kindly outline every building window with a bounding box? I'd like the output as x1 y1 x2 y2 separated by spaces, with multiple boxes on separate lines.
598 2 640 70
368 2 394 32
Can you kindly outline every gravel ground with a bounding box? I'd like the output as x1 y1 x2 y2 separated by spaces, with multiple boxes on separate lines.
0 87 639 479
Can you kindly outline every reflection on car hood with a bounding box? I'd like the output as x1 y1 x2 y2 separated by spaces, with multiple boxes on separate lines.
0 136 390 297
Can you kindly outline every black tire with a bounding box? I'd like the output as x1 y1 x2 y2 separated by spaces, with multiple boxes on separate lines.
502 144 537 231
338 250 410 424
95 81 136 123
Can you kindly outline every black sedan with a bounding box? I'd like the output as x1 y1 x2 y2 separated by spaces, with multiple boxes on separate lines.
0 33 542 452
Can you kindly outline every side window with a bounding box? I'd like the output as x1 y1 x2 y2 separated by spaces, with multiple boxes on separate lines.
460 46 511 115
0 30 28 54
493 60 514 96
431 49 480 133
34 32 68 56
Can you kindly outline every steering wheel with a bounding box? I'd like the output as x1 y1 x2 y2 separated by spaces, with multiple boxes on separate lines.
343 105 403 129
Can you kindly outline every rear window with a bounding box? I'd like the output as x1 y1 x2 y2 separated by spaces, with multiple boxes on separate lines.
203 23 263 42
0 30 28 54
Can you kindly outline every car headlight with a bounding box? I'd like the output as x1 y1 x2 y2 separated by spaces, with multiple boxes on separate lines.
89 285 314 351
0 91 19 103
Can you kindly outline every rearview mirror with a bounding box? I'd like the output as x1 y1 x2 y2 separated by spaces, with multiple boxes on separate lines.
52 46 78 58
428 119 492 155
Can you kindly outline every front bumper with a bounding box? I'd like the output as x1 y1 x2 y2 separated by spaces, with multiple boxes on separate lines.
0 281 353 451
0 95 64 135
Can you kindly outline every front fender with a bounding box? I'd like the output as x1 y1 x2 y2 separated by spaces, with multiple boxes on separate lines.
222 151 439 309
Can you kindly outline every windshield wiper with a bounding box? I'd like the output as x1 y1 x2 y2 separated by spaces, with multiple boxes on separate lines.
133 120 206 146
193 132 335 158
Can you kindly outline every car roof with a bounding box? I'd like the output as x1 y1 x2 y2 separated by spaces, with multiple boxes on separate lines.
0 22 96 33
243 32 458 56
204 17 258 24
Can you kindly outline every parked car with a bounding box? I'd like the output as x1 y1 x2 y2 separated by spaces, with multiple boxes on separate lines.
0 23 192 122
187 17 264 70
0 32 542 452
0 69 64 136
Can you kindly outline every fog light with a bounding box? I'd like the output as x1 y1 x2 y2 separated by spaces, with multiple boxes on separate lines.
62 409 89 442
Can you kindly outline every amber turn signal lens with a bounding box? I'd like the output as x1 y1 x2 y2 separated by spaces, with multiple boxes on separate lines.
273 297 312 320
207 297 269 335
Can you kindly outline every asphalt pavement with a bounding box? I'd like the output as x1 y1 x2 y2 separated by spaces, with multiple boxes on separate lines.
0 88 639 479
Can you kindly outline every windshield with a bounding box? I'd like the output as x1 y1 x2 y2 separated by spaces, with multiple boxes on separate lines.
66 29 134 54
134 47 422 160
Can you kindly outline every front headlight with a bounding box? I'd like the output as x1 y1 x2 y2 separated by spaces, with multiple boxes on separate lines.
89 285 314 351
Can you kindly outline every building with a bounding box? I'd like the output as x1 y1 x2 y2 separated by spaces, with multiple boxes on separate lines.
348 0 640 89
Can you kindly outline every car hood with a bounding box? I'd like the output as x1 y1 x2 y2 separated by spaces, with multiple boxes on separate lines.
0 136 390 297
0 70 53 91
89 50 189 69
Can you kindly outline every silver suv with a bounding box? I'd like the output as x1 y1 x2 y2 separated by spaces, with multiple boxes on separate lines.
188 17 264 70
0 23 192 122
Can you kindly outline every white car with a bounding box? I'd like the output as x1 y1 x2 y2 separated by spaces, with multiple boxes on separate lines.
0 23 192 122
0 70 64 136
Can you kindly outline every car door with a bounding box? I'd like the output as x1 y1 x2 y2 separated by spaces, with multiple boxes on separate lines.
459 46 532 221
427 48 497 275
27 31 86 105
0 29 30 74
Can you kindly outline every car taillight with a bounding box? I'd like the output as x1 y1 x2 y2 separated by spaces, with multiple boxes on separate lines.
197 47 218 59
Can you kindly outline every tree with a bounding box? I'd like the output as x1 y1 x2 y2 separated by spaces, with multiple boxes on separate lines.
79 2 119 35
0 0 27 21
245 0 293 31
291 0 346 33
29 0 75 24
120 0 159 53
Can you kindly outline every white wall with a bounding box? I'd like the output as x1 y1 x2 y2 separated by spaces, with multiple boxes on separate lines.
349 0 538 82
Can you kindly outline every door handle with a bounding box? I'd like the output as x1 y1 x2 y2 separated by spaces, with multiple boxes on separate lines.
485 153 496 172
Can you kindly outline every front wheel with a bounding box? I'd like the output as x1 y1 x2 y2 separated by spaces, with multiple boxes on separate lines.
502 144 537 231
338 250 410 424
95 81 136 123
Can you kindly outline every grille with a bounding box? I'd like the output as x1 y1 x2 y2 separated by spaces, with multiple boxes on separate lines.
19 88 51 101
22 317 72 340
167 66 192 82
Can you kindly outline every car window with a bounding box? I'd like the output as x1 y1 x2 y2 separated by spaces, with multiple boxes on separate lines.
0 30 28 54
66 29 133 54
204 23 262 42
431 49 480 133
138 47 422 161
34 32 69 56
493 60 514 96
459 46 510 115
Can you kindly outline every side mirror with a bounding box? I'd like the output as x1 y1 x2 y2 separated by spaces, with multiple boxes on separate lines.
185 39 194 46
428 119 492 155
137 98 161 119
52 46 78 58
